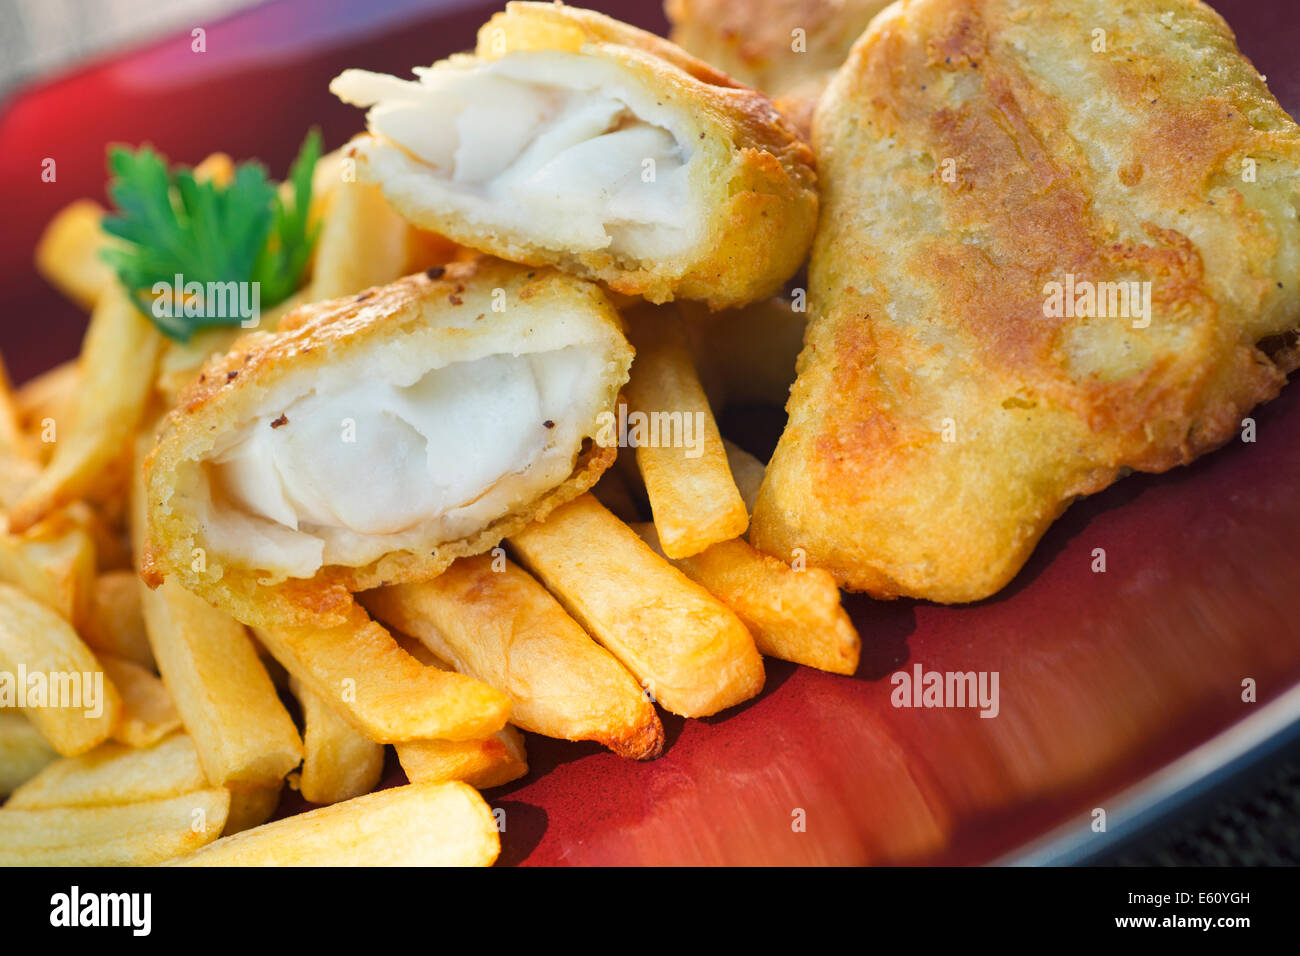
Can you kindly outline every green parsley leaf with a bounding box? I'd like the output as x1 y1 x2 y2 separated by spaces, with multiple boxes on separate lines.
100 130 322 342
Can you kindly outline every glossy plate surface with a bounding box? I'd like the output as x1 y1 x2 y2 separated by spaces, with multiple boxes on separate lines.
1 0 1297 865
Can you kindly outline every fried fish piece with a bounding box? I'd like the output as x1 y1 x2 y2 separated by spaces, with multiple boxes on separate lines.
144 259 632 627
752 0 1300 603
665 0 892 133
330 1 817 309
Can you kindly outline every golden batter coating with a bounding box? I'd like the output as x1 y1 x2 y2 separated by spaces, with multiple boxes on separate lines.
752 0 1300 603
143 259 632 627
665 0 890 93
330 1 817 310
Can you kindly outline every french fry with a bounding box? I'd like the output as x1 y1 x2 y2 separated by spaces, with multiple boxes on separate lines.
0 582 121 755
81 570 154 669
723 439 766 518
363 555 664 758
139 580 302 787
391 632 451 669
0 789 229 865
0 511 95 630
8 284 164 533
308 179 417 301
509 495 765 718
389 630 531 793
0 712 58 797
99 654 182 748
225 783 284 835
15 360 78 463
0 449 38 509
6 733 205 808
129 433 303 788
65 500 132 572
193 151 235 185
635 523 861 676
252 603 509 744
624 307 748 558
290 675 384 805
0 353 35 466
169 781 498 867
396 726 528 790
33 199 116 310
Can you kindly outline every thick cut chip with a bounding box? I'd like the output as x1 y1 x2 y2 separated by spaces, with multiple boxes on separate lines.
169 781 499 866
363 554 663 758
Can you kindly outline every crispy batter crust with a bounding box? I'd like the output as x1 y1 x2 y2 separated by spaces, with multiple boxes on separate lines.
752 0 1300 603
347 1 818 310
666 0 890 95
144 259 630 628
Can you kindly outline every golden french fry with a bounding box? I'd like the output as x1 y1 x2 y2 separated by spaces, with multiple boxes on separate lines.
723 439 766 518
0 712 58 796
99 654 182 748
15 359 77 431
388 630 531 791
9 285 164 533
65 500 132 572
396 726 528 790
364 555 663 758
309 179 416 301
225 782 284 835
33 199 116 311
139 580 302 787
0 353 35 466
0 789 229 865
391 633 451 669
624 308 747 558
169 781 498 867
81 570 154 670
0 512 95 630
252 603 509 744
15 361 78 466
509 495 764 717
291 675 384 805
6 733 205 809
0 582 121 756
129 433 303 788
0 450 38 509
193 152 235 185
386 634 528 791
635 523 860 676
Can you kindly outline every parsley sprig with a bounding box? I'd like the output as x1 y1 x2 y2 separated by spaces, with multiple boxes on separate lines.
101 129 322 341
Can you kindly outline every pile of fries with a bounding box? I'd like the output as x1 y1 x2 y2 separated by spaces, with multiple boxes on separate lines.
0 149 861 866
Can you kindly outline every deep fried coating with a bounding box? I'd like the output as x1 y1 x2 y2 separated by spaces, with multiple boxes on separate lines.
752 0 1300 602
665 0 892 133
332 1 817 309
144 259 631 628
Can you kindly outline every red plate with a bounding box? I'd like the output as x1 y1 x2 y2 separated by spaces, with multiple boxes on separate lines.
3 0 1299 865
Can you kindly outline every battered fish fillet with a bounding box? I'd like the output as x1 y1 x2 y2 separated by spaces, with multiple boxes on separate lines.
329 1 817 309
752 0 1300 603
143 259 632 627
665 0 892 134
